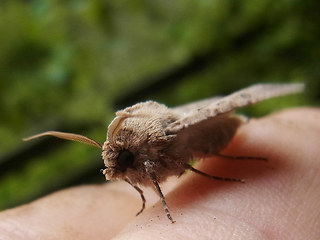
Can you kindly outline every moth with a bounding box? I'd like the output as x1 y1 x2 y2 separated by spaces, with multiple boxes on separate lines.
24 83 304 223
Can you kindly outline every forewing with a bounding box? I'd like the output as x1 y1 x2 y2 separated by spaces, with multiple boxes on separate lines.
166 83 304 134
172 96 222 115
171 113 243 157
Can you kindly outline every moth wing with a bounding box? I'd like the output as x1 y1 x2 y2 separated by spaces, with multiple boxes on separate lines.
166 83 304 134
172 97 222 115
171 113 243 157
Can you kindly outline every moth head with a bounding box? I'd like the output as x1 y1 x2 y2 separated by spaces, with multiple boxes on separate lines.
101 116 139 181
101 145 137 181
107 116 123 144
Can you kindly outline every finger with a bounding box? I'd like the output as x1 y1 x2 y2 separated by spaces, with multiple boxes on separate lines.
0 182 150 240
112 108 320 240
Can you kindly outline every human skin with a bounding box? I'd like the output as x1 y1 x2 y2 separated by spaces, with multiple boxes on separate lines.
0 108 319 240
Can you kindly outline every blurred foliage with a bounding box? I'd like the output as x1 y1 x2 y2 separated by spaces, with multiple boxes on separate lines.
0 0 319 210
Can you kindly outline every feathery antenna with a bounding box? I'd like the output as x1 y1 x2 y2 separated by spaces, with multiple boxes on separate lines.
23 131 102 149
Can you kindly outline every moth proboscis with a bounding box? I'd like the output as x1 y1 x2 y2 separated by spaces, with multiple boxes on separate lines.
23 83 304 223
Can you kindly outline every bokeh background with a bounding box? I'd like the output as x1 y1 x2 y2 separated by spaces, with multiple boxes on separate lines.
0 0 319 210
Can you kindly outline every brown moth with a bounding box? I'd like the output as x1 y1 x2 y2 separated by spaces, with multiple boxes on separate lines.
23 83 304 223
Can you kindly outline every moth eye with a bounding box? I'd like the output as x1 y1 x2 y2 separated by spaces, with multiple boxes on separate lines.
117 150 135 172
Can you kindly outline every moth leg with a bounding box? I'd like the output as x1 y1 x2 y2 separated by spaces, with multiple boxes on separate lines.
144 160 175 223
152 179 175 223
177 170 186 178
216 153 267 161
125 178 146 216
186 164 245 183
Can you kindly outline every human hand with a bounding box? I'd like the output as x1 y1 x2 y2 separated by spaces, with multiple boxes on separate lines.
0 108 319 240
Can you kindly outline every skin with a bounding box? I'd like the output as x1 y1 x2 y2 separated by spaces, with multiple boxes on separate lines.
0 107 319 240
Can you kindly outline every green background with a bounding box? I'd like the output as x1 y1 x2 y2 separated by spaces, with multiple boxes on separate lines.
0 0 318 210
